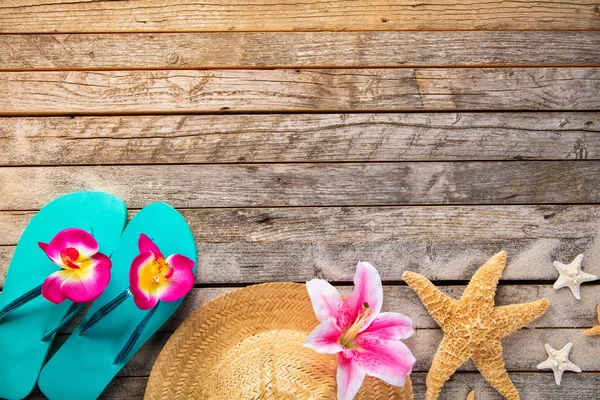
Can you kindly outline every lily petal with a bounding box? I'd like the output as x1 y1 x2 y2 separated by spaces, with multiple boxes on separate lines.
339 262 383 332
353 332 416 387
129 250 158 309
306 279 343 322
361 312 414 340
157 254 195 302
41 228 98 267
304 318 345 354
42 271 69 304
60 253 112 303
337 353 367 400
138 233 164 259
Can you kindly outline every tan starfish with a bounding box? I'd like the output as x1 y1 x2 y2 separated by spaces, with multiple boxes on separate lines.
402 251 550 400
584 305 600 336
467 391 475 400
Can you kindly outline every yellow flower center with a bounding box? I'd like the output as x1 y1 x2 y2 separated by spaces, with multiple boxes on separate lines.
150 258 171 283
340 302 370 348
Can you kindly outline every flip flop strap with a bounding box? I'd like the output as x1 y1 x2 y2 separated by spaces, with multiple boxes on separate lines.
41 302 86 341
79 288 132 335
0 284 43 322
114 304 158 365
79 288 159 364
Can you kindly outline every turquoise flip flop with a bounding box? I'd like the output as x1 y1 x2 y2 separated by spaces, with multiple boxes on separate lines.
38 202 197 400
0 192 127 400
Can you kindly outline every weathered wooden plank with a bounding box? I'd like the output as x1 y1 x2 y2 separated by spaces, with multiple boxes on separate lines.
2 113 599 165
28 373 599 400
3 205 600 285
5 284 598 334
1 0 599 32
83 328 598 376
158 285 600 332
3 205 600 246
2 68 599 115
1 162 599 210
2 32 600 70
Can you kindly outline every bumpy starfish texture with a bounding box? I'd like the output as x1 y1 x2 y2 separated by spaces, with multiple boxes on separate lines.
402 251 550 400
536 343 581 385
552 254 597 300
584 305 600 336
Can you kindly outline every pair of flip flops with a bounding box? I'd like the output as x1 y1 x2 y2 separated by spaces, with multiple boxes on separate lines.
0 192 196 400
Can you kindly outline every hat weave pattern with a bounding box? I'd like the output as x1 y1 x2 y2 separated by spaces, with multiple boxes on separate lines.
145 282 413 399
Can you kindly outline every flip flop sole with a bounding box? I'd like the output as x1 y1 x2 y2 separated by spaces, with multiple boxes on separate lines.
38 202 196 400
0 192 127 400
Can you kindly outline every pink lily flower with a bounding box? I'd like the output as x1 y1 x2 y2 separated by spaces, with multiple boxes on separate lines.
129 234 195 310
39 228 112 304
304 262 416 400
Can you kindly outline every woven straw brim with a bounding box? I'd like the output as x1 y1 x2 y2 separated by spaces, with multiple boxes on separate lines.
145 282 413 399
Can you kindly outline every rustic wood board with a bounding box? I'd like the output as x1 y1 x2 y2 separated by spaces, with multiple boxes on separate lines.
3 205 600 285
1 0 599 32
1 162 600 209
2 32 600 69
1 68 600 115
21 373 600 400
1 113 599 165
46 326 599 376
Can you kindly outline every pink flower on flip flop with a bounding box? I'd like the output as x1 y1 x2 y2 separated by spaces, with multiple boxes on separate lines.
39 228 112 304
304 262 416 400
129 234 195 310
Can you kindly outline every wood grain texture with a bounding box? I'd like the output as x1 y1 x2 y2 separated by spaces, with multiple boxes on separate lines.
76 328 597 376
2 113 599 165
2 32 600 69
1 0 599 32
27 373 600 400
3 205 600 284
1 68 599 115
4 284 597 333
1 162 600 210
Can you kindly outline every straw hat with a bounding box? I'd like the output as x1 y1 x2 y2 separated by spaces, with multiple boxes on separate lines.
145 282 413 399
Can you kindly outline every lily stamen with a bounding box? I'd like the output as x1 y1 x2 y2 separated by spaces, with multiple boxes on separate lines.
340 302 370 347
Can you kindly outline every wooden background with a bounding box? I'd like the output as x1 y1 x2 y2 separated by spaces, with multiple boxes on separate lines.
1 1 600 399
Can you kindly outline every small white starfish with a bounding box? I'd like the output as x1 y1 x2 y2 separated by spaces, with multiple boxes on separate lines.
537 343 581 385
552 254 597 300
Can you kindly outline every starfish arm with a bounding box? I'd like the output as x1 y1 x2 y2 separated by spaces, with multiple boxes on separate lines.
552 260 566 274
580 271 598 283
492 299 550 338
565 361 582 373
467 391 475 400
424 336 470 400
461 251 506 309
567 282 582 300
402 271 457 328
584 325 600 336
536 358 554 370
471 341 520 400
552 368 564 385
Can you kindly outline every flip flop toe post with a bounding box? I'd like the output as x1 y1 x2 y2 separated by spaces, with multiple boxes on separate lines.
0 192 126 400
